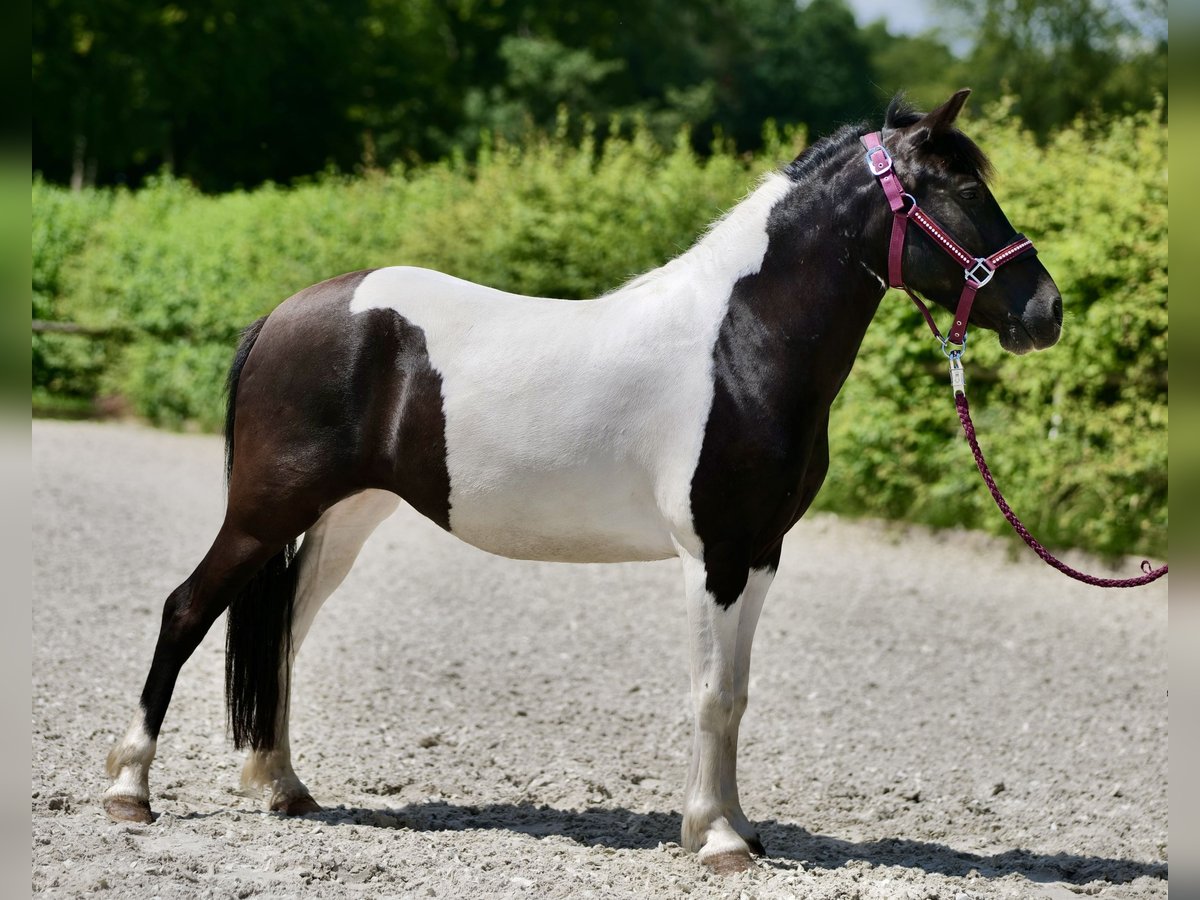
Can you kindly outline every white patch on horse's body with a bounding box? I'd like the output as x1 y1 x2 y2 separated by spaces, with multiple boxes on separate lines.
858 260 886 290
350 174 793 563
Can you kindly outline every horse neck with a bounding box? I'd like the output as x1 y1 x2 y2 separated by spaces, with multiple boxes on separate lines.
725 144 892 407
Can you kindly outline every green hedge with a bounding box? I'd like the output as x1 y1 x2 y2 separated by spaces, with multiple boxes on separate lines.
32 109 1167 557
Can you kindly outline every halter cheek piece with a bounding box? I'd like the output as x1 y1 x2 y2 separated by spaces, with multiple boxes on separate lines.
861 132 1036 353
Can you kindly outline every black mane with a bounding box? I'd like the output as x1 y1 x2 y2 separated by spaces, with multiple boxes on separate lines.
785 94 992 184
783 122 865 184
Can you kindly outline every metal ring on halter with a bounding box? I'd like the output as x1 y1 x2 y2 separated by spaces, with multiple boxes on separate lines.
900 193 917 215
940 331 967 360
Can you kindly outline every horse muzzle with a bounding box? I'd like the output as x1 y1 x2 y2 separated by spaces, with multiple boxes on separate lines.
1002 289 1062 355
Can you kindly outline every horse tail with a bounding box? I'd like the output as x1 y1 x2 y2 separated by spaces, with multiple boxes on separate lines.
225 543 297 751
223 315 298 752
224 316 268 484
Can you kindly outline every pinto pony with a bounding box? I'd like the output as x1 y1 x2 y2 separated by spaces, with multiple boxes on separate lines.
104 91 1061 873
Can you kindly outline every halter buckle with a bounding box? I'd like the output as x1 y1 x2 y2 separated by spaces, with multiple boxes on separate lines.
865 145 893 177
965 257 995 287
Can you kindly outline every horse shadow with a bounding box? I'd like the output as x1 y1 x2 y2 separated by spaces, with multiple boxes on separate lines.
309 800 1166 886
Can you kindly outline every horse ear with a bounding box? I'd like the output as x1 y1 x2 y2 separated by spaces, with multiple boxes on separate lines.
920 88 971 135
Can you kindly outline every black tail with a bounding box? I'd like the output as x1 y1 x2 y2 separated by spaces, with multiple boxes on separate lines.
224 316 268 484
225 544 297 751
223 315 298 752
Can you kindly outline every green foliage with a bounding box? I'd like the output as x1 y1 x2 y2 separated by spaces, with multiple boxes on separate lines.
32 109 1166 557
863 22 964 112
32 177 114 405
36 0 1088 190
937 0 1167 137
35 0 860 188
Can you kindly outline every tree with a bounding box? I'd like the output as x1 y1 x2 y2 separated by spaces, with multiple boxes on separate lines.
938 0 1166 134
30 0 915 188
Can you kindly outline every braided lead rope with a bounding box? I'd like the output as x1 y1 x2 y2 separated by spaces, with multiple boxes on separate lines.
953 392 1167 587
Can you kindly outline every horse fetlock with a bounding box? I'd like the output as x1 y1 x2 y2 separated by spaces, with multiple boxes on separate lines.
104 715 156 815
682 807 749 853
725 804 763 853
239 743 300 788
106 714 157 775
241 750 319 814
685 812 758 872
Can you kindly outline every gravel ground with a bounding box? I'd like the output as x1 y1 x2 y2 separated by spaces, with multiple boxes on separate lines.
32 419 1167 899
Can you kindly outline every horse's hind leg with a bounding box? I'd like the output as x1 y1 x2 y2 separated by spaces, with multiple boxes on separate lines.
240 489 400 815
103 520 296 823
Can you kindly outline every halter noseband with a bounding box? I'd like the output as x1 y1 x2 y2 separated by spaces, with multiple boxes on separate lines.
861 131 1036 351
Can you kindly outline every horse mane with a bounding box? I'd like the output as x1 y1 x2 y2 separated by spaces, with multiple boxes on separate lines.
783 123 864 185
785 94 993 185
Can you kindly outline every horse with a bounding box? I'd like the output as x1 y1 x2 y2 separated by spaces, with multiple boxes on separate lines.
102 89 1062 874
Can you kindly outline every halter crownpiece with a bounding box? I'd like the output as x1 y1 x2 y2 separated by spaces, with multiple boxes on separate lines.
861 132 1036 348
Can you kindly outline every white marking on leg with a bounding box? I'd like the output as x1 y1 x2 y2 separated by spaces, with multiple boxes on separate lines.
104 712 156 802
242 489 400 810
725 566 774 843
348 174 795 564
677 549 772 862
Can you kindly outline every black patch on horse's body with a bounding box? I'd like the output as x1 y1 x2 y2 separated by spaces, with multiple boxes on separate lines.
691 131 888 609
224 316 269 484
229 269 452 532
360 306 453 530
221 269 452 750
688 95 1036 609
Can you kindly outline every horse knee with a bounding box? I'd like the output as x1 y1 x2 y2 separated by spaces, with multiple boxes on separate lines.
694 683 737 732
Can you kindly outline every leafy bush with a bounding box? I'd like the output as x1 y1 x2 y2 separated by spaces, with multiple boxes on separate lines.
32 178 114 408
32 110 1166 556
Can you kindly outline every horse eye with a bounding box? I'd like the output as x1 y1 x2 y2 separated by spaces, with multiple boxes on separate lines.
960 187 979 200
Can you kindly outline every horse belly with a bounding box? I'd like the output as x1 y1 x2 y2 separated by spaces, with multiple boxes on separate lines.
346 266 713 563
444 464 677 563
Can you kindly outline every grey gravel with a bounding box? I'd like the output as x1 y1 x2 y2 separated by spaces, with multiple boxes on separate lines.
32 419 1168 898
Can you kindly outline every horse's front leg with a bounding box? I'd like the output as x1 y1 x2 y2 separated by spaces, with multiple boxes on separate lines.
678 546 776 873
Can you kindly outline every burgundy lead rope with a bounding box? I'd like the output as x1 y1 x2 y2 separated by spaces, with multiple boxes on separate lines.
954 393 1167 587
861 132 1167 588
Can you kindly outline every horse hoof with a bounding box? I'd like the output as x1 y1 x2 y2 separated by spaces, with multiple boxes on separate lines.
103 796 153 824
746 834 766 856
272 793 322 816
702 850 753 874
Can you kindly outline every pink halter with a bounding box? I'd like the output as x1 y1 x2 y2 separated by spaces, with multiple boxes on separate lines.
861 132 1035 349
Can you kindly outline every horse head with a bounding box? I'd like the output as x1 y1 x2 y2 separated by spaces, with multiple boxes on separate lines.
880 89 1062 354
